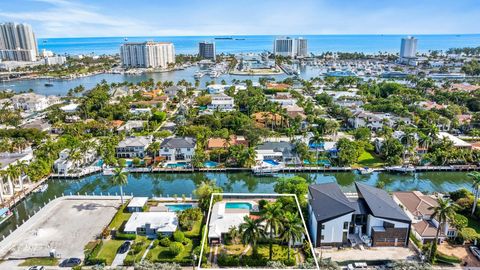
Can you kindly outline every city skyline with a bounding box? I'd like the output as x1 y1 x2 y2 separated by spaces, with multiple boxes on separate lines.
0 0 478 38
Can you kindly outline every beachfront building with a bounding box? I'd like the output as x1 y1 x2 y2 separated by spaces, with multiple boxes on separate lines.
273 37 308 58
308 182 411 248
0 22 38 61
124 212 178 237
393 191 456 244
44 56 67 66
199 41 216 60
159 137 196 162
207 93 234 112
120 41 175 68
115 136 153 158
399 36 418 66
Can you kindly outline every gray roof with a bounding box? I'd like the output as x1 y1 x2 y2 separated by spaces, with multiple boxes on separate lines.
160 137 196 149
309 183 356 223
118 136 152 148
256 141 295 158
355 182 411 223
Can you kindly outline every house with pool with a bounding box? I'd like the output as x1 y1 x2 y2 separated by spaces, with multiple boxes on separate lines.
159 137 196 163
208 201 258 244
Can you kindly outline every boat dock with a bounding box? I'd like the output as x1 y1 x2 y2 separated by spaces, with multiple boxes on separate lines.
50 166 102 179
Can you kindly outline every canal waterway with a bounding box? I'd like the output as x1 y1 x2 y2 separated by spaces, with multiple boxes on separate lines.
0 171 476 239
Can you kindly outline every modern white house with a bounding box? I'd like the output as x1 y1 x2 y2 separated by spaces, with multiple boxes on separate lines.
159 137 196 162
123 212 178 237
60 103 79 113
129 107 152 116
207 93 234 112
308 182 411 248
10 93 51 112
208 201 252 244
393 191 456 244
115 136 153 158
53 148 97 174
348 109 412 131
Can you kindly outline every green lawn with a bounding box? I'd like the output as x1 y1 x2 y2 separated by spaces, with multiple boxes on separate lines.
184 219 202 238
149 239 194 263
223 244 251 256
19 257 59 266
132 236 152 262
257 244 295 261
355 151 385 168
96 240 124 265
108 203 132 231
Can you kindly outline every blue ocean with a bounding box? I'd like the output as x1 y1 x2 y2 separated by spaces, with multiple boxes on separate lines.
38 34 480 55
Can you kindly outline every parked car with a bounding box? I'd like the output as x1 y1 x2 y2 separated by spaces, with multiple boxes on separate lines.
118 241 131 254
28 267 45 270
470 246 480 260
59 257 81 267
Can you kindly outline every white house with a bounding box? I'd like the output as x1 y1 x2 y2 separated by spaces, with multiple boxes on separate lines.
126 197 149 213
208 201 252 244
124 212 178 237
60 103 79 113
308 182 411 248
159 137 196 162
116 136 153 158
11 93 50 112
129 107 152 116
54 148 97 174
348 109 412 131
207 93 234 112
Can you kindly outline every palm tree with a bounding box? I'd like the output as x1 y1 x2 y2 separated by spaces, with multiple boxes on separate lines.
0 170 6 203
16 160 29 192
239 216 265 255
147 142 161 167
227 226 240 244
469 172 480 216
281 212 304 261
110 167 129 204
428 198 458 259
312 132 324 164
6 164 19 195
263 202 284 260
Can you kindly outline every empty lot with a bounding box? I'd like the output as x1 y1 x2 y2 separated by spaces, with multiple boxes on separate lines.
0 196 122 260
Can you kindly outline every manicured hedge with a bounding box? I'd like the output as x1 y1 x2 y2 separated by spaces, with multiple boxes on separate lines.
436 252 462 265
115 232 137 240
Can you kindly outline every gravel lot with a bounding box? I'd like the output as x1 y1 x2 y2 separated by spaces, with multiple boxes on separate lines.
0 196 123 260
318 246 417 262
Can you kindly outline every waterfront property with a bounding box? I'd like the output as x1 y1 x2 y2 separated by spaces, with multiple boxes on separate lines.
159 137 196 162
206 93 235 112
115 136 153 159
54 148 96 174
123 212 178 237
393 191 456 244
208 200 254 244
126 197 148 212
308 182 411 248
120 41 175 69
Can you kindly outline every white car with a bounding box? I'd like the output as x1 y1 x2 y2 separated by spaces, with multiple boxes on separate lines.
28 266 45 270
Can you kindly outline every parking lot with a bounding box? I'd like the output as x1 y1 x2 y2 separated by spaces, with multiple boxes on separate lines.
0 196 122 261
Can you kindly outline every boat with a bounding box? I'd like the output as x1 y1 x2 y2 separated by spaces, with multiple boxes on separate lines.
252 166 283 175
124 37 128 41
214 37 233 40
386 165 416 173
103 167 115 176
194 72 204 79
357 167 374 175
0 208 13 225
44 83 54 87
36 183 48 193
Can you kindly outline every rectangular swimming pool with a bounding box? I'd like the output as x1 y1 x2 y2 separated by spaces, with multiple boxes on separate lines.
225 202 252 210
165 204 193 212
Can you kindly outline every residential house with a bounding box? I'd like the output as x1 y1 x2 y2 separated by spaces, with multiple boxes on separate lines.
164 85 186 100
21 119 51 132
129 107 152 116
117 120 147 133
438 132 472 149
252 112 285 129
255 141 299 164
206 135 248 150
10 93 56 112
348 109 411 131
308 182 411 248
53 148 97 174
124 212 178 237
116 136 153 158
207 93 235 112
393 191 456 244
126 197 149 212
268 92 297 106
159 137 196 162
60 103 80 113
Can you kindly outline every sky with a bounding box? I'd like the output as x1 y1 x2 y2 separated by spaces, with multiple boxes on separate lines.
0 0 479 38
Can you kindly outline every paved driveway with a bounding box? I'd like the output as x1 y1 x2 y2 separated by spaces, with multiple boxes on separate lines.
111 241 131 267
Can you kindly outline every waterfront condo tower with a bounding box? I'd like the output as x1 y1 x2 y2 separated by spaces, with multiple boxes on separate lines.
400 36 417 59
120 41 175 68
0 22 38 61
273 37 308 58
199 41 216 60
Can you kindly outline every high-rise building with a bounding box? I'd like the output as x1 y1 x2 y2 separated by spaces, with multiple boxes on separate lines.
273 37 308 58
0 22 38 61
400 36 417 59
120 41 175 68
295 38 308 57
199 41 216 60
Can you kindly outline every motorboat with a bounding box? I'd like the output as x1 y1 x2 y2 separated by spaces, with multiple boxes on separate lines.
103 168 115 176
44 83 54 87
36 183 48 193
386 165 416 173
357 167 374 175
194 72 204 79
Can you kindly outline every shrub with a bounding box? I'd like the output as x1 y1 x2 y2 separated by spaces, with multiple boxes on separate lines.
169 242 184 256
123 255 135 266
258 199 268 210
436 252 462 265
178 208 202 230
217 253 239 266
450 188 472 201
173 230 185 242
132 242 144 254
159 237 171 247
115 232 137 240
152 239 159 247
284 258 296 266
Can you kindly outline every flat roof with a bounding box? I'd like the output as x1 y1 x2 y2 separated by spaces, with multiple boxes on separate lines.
208 202 249 239
124 212 178 233
127 197 149 208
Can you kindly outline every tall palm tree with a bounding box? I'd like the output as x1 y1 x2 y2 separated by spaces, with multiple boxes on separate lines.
263 202 284 260
469 172 480 216
147 142 161 167
281 212 304 260
0 170 6 203
227 226 240 244
428 198 458 259
6 164 19 195
110 167 129 204
16 160 29 191
239 216 265 255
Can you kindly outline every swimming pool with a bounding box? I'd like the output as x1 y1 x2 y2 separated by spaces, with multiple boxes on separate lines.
165 204 193 212
166 162 188 168
203 161 218 168
263 159 280 166
225 202 252 210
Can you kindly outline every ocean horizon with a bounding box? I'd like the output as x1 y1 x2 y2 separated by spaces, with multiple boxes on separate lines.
38 34 480 56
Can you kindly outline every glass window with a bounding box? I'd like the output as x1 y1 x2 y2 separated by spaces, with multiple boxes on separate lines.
343 222 349 230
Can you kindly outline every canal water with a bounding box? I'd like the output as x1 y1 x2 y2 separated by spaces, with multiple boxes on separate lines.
0 171 475 239
3 65 321 96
